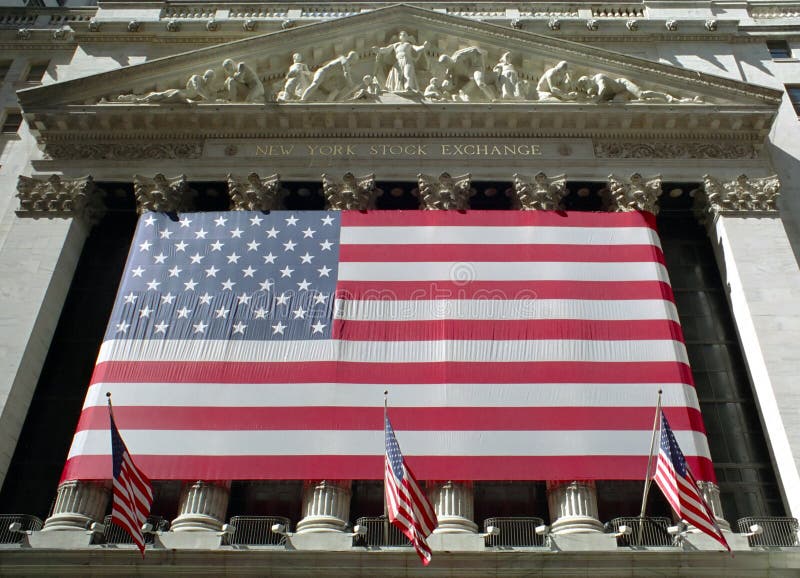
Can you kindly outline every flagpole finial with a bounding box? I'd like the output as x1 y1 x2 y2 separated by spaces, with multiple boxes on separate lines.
106 392 111 398
658 389 662 395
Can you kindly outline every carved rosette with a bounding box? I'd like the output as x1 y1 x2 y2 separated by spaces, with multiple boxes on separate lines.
546 480 604 534
696 174 780 218
228 173 283 211
322 172 376 210
171 481 231 532
296 480 352 533
134 174 190 214
42 481 110 531
16 175 104 224
417 173 473 210
605 173 662 214
511 172 567 210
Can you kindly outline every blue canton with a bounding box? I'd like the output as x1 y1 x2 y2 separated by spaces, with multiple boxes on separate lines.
385 416 406 482
660 413 687 476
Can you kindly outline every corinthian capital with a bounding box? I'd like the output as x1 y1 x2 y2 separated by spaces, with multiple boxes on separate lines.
16 174 104 224
606 173 662 214
511 172 567 210
322 172 376 210
697 174 780 218
417 173 473 210
228 173 283 211
133 174 190 214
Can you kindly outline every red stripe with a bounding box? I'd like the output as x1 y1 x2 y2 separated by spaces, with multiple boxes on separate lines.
341 210 657 229
333 319 684 342
339 244 665 264
91 360 695 385
335 280 676 302
62 454 717 483
75 405 707 433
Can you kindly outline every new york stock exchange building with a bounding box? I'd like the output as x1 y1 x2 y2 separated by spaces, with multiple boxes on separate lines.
1 0 800 575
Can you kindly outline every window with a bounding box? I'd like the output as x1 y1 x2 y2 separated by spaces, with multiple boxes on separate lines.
0 61 11 82
1 112 23 134
767 40 792 59
24 62 48 83
787 85 800 114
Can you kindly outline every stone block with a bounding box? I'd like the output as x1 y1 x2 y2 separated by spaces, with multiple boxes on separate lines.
155 532 223 550
428 532 486 552
286 531 354 551
549 532 618 552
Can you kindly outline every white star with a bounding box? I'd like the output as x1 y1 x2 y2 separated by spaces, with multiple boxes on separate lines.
154 321 169 334
195 229 207 239
221 278 236 290
250 215 263 226
139 240 152 252
176 307 192 318
293 307 307 319
311 321 326 334
184 279 198 291
144 214 157 226
215 307 230 319
168 266 182 278
161 293 175 305
283 240 297 252
259 279 274 291
297 279 311 291
193 320 208 333
263 252 277 264
198 292 212 305
300 252 314 264
205 265 219 278
179 217 192 228
232 322 247 335
115 321 130 333
124 292 137 304
175 240 188 252
280 266 294 278
154 252 167 264
230 228 243 238
214 215 228 227
285 214 299 226
265 227 279 239
254 307 268 319
131 266 145 277
210 240 224 252
227 252 241 264
320 240 333 251
190 252 204 264
160 229 173 239
275 292 290 306
242 266 256 278
302 227 316 238
247 240 261 251
146 279 160 291
272 321 286 334
238 293 252 305
321 215 335 226
139 305 153 318
313 293 328 305
317 265 332 277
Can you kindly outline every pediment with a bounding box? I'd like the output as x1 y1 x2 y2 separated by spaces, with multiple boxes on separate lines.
18 4 781 146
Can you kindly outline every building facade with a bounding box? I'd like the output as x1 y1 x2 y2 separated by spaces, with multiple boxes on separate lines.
0 0 800 575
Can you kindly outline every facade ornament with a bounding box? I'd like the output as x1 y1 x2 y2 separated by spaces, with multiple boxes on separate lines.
322 173 377 210
594 142 756 159
115 69 216 103
52 26 73 41
17 175 104 224
133 173 190 214
606 173 663 213
705 19 718 31
88 17 100 32
222 59 265 103
227 173 283 211
586 19 599 31
166 18 180 32
666 19 678 31
537 61 577 101
493 52 522 100
127 20 140 33
576 73 700 103
423 77 447 101
300 51 359 101
510 18 524 29
511 172 568 210
278 53 313 101
205 18 218 31
417 173 473 210
374 30 429 94
16 28 31 40
548 17 561 30
243 18 257 32
45 142 203 160
439 47 496 102
626 19 639 31
697 174 780 217
281 19 295 29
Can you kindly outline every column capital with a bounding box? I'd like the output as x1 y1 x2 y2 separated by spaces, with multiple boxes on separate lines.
606 173 662 214
322 172 376 210
133 173 192 214
696 174 780 219
227 172 283 211
417 173 472 210
16 175 104 225
511 172 567 210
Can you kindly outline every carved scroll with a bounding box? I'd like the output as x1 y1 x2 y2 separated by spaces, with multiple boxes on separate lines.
228 173 283 211
417 173 473 210
322 173 376 210
511 172 567 210
606 173 662 214
16 175 104 224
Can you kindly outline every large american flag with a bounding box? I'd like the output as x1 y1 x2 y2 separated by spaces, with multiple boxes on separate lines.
62 210 714 482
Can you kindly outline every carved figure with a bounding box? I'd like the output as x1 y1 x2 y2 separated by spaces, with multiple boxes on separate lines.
116 70 216 104
575 73 700 103
300 51 359 102
222 59 265 103
374 30 429 93
423 77 447 101
278 53 313 101
350 75 382 101
438 46 496 102
417 173 473 210
537 61 577 101
493 52 522 100
322 173 376 210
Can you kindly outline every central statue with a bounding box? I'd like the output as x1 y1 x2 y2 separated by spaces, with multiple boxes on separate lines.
374 30 429 94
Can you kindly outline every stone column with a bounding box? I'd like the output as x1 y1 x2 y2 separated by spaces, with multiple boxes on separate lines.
428 481 478 533
546 480 603 534
42 480 110 531
417 173 473 210
696 480 731 531
322 172 377 210
295 480 352 533
170 481 230 532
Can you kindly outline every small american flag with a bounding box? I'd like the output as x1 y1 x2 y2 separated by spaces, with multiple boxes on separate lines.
654 410 730 551
385 412 438 565
109 398 153 556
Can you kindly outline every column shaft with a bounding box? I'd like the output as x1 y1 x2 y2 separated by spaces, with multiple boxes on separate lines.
42 480 110 531
171 481 230 532
428 481 478 533
296 480 352 533
546 480 603 534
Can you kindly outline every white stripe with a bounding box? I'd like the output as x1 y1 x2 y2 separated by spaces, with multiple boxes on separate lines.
97 338 688 364
68 428 711 459
340 226 661 247
338 261 669 283
335 299 680 322
85 382 699 411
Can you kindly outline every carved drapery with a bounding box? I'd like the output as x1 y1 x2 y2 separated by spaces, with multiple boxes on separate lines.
696 174 780 218
42 481 110 531
546 480 604 534
511 172 567 210
322 172 376 210
427 481 478 533
16 175 104 224
605 173 662 214
417 173 472 210
171 480 230 532
227 172 283 211
134 173 191 214
296 480 352 533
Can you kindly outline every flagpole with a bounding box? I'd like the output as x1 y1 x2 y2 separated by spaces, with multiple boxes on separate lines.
637 389 662 546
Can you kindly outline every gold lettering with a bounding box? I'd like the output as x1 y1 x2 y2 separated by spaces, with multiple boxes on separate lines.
517 145 529 155
369 144 379 155
531 144 542 155
417 145 428 156
306 144 317 155
441 144 452 155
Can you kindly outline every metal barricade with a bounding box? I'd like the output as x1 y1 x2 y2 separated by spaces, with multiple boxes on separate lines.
227 515 291 546
353 516 412 547
101 515 167 545
736 516 800 547
483 517 546 547
605 517 674 547
0 514 43 544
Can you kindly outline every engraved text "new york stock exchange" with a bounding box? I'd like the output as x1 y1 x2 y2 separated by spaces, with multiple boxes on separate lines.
255 143 543 157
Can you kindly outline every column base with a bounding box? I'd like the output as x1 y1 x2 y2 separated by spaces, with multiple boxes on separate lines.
170 513 224 533
26 530 95 548
550 515 604 535
432 515 479 534
295 515 348 533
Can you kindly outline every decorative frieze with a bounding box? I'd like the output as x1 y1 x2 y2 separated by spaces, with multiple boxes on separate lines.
696 174 780 217
546 480 604 534
44 143 203 161
594 142 758 160
511 172 567 210
228 172 283 211
133 173 191 214
427 481 478 533
322 172 376 210
296 480 352 533
16 174 104 223
171 481 230 532
605 173 662 213
417 173 473 210
42 481 110 531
